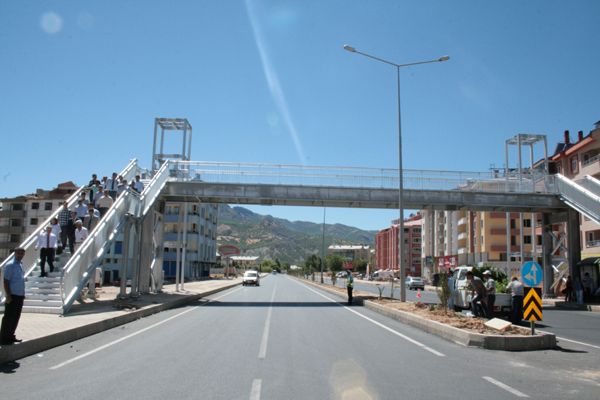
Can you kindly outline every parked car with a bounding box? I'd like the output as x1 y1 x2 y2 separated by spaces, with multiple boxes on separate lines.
242 270 260 286
405 276 425 290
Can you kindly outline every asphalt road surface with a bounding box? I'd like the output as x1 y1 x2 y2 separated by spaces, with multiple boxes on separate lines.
1 275 599 399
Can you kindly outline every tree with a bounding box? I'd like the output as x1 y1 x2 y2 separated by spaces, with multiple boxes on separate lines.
353 258 368 274
326 254 345 274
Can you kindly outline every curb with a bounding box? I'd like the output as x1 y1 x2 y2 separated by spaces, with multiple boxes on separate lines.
0 281 241 364
300 278 556 351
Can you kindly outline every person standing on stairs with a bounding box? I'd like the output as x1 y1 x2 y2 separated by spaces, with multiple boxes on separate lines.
35 225 58 277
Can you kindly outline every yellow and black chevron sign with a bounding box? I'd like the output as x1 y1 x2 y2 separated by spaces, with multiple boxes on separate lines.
523 287 542 321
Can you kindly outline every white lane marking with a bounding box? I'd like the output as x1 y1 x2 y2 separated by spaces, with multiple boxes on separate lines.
482 376 530 398
258 287 277 359
249 379 262 400
299 281 445 357
50 287 242 370
556 336 600 350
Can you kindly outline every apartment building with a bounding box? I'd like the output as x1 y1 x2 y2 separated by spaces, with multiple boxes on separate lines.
549 126 600 258
328 244 370 269
375 213 422 276
162 202 219 280
0 182 78 259
421 209 542 278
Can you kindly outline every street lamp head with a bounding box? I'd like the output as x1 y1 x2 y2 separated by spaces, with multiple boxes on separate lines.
343 44 357 52
438 55 450 62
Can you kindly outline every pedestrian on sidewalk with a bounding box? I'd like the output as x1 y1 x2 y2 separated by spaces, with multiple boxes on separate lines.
582 272 593 303
574 278 584 304
506 276 524 324
1 247 26 345
35 225 58 277
346 270 354 305
564 275 574 302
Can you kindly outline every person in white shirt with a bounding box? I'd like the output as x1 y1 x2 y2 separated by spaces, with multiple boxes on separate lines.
49 217 62 253
73 220 89 253
133 175 144 193
105 172 119 199
35 225 58 277
96 191 114 217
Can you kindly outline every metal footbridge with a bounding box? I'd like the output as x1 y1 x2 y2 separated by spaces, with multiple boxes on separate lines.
2 159 599 314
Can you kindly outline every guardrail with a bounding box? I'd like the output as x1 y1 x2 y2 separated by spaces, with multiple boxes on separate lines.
176 161 555 194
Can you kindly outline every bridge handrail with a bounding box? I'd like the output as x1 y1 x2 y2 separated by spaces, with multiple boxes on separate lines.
179 161 553 194
0 159 139 304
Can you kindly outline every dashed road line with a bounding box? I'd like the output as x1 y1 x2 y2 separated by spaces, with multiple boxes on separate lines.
258 286 277 359
249 379 262 400
49 287 242 370
482 376 529 398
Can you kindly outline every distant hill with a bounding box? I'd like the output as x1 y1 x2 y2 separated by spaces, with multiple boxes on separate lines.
217 205 376 265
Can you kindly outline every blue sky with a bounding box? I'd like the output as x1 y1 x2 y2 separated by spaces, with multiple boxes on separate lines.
1 1 599 231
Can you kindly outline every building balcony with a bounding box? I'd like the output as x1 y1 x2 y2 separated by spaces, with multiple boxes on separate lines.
457 217 468 226
457 232 468 241
458 248 467 254
586 240 600 248
0 210 26 218
0 226 26 234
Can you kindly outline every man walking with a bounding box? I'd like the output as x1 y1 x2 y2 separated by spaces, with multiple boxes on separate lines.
1 247 26 345
35 225 58 277
57 201 75 254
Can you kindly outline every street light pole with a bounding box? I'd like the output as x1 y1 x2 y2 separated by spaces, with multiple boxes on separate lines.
343 44 449 302
321 207 326 284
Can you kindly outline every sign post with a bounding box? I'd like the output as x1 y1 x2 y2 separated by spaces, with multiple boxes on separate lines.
521 261 543 335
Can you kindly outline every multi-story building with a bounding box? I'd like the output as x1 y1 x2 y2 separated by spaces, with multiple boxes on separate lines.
162 201 219 280
375 213 422 276
549 126 600 259
0 182 78 259
327 244 370 269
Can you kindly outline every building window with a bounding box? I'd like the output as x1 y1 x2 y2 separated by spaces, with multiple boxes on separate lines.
537 236 542 245
571 156 578 174
510 219 516 229
524 236 532 244
45 202 53 211
523 219 531 228
10 234 20 243
30 218 38 225
510 236 516 246
31 202 40 210
10 219 22 227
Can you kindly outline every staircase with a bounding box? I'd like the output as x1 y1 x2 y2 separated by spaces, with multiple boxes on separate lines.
555 174 600 224
22 251 71 314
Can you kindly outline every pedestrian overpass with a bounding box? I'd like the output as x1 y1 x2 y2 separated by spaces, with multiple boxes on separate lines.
2 158 598 315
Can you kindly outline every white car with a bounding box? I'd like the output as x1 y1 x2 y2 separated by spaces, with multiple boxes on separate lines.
242 271 260 286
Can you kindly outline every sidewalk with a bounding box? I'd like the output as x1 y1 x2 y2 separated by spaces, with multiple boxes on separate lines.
0 278 241 364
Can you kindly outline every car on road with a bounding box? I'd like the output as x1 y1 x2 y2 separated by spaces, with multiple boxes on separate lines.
405 276 425 290
242 270 260 286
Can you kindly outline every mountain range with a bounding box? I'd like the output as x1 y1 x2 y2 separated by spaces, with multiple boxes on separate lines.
217 205 376 265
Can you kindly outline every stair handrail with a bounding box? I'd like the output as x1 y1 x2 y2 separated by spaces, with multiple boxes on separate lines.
580 175 600 196
555 173 600 223
61 187 141 312
60 160 172 313
0 158 139 303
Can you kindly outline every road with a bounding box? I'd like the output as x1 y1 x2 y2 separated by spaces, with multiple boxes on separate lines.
1 275 599 399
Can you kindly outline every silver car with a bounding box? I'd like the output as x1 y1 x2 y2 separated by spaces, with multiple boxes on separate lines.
405 276 425 290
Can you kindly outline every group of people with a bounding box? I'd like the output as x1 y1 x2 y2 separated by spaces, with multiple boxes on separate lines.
563 272 598 304
466 270 524 324
35 172 145 278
